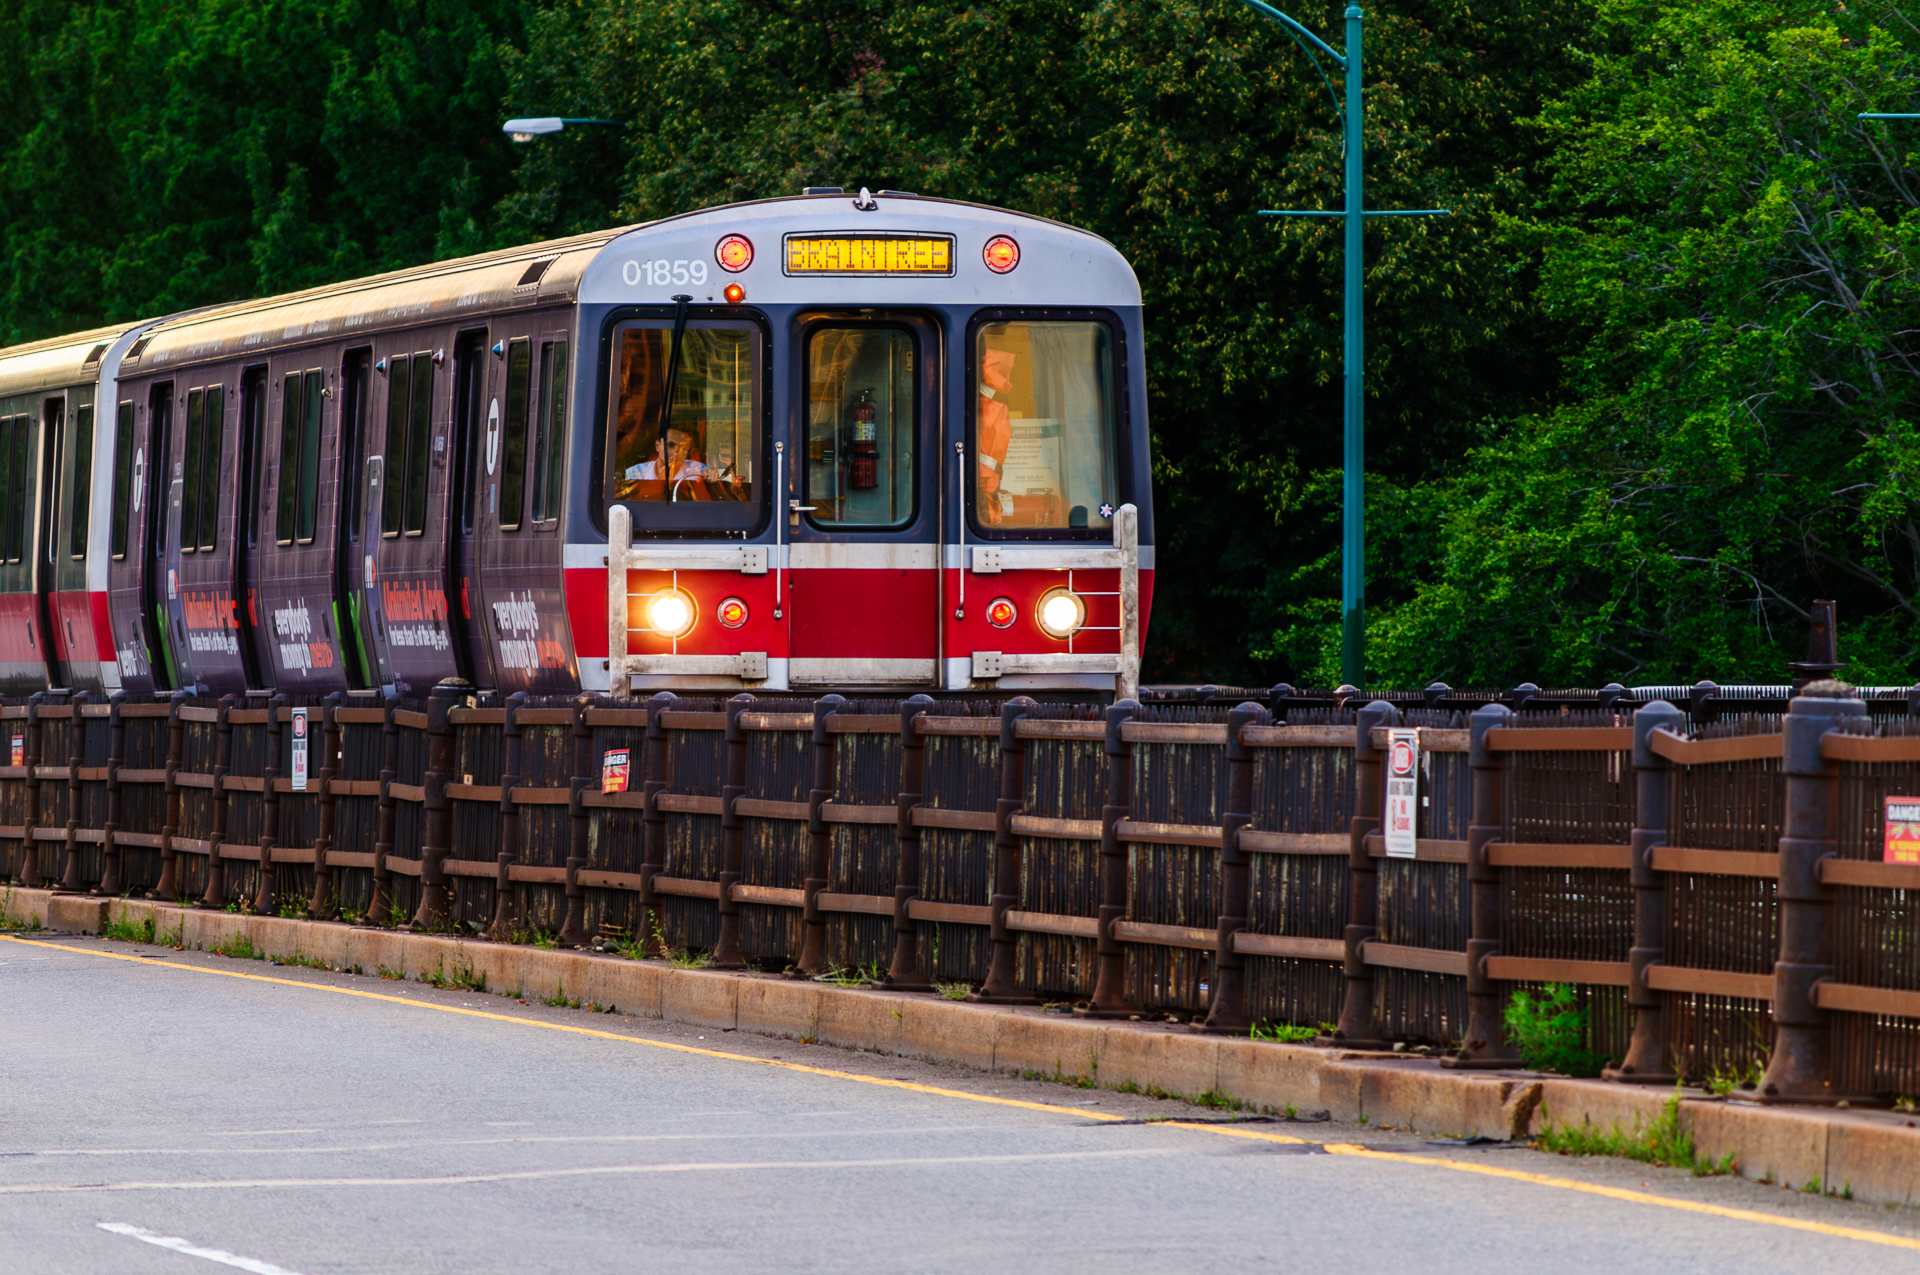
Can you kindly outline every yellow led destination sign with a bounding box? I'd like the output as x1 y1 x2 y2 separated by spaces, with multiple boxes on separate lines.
783 234 954 276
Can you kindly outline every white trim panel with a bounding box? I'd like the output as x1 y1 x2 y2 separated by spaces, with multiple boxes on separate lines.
788 543 937 571
943 544 1154 570
790 657 935 685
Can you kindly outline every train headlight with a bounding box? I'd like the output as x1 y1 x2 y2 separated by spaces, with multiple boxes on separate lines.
986 597 1017 629
1036 587 1086 639
716 597 749 629
983 235 1020 274
647 589 697 638
716 235 754 272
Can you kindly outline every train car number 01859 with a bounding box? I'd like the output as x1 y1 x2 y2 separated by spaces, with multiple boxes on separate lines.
622 258 709 287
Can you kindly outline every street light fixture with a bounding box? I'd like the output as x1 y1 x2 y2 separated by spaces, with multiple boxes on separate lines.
1234 1 1450 686
503 117 626 143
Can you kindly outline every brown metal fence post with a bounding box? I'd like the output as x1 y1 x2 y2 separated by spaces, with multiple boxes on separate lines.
95 692 127 897
793 693 845 977
639 691 676 956
1331 699 1399 1047
712 692 754 969
57 691 88 891
197 695 236 910
1444 701 1523 1068
1759 680 1864 1104
969 695 1038 1005
412 681 462 931
308 692 343 919
1606 698 1682 1083
149 692 187 901
19 691 43 889
490 692 527 942
254 695 285 916
1081 697 1143 1018
367 694 398 925
878 693 936 992
558 693 593 949
1198 700 1273 1035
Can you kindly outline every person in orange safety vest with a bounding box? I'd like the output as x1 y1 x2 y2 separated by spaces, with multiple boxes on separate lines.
976 348 1016 524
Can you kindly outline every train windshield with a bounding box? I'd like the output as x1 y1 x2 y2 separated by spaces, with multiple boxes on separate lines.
608 321 760 527
971 319 1118 535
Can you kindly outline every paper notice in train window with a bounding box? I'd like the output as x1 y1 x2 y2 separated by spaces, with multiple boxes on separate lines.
603 748 630 795
1384 728 1419 859
1885 796 1920 864
999 419 1061 496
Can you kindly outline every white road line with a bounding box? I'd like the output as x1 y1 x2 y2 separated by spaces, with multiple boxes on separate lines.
96 1222 307 1275
22 1148 1177 1197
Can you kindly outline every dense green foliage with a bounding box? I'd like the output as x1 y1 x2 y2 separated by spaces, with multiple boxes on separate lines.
1 0 1915 684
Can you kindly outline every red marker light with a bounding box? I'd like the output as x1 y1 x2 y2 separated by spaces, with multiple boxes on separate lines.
986 597 1017 629
723 283 746 304
983 236 1020 274
717 597 749 629
716 235 754 272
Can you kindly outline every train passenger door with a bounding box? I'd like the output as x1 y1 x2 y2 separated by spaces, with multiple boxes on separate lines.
788 316 939 686
172 377 247 692
369 341 458 697
234 367 269 688
448 329 492 688
48 388 100 690
34 395 66 687
333 348 376 689
139 384 177 689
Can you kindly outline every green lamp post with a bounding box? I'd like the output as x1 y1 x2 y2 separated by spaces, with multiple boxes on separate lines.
1235 2 1447 685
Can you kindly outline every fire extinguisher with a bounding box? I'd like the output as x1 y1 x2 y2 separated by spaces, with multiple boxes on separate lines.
850 389 879 490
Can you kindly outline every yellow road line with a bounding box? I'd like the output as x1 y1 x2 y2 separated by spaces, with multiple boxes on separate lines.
13 933 1920 1251
0 935 1122 1122
1320 1144 1920 1253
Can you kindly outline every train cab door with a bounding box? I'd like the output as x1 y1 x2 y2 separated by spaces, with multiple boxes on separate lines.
787 315 940 687
34 394 68 688
447 329 493 689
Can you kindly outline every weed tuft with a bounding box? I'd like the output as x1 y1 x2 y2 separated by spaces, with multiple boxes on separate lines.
1535 1091 1733 1176
1251 1020 1331 1044
376 964 405 981
421 959 485 992
102 908 157 945
667 947 713 970
542 981 581 1009
208 933 262 961
934 980 972 1001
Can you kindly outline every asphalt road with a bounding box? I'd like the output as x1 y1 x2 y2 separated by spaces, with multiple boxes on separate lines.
4 931 1920 1275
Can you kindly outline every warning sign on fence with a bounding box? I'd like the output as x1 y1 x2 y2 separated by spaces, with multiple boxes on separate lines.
289 707 308 791
1886 797 1920 864
1384 727 1419 859
602 748 630 794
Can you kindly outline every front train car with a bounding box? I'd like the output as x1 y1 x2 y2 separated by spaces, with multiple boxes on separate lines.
0 192 1150 701
572 191 1154 697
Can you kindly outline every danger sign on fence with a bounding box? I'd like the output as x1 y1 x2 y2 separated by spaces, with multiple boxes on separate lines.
602 748 630 794
1384 727 1419 859
1886 797 1920 865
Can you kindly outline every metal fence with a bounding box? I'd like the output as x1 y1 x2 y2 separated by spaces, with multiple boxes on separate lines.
8 678 1920 1104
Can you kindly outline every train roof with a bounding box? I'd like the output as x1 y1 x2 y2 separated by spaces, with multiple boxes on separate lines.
0 322 147 401
0 194 1137 383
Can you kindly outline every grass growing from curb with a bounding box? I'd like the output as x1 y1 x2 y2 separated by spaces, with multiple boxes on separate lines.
1252 1020 1330 1044
934 981 972 1001
208 933 263 961
421 959 486 992
1535 1092 1734 1176
102 909 156 945
0 886 39 931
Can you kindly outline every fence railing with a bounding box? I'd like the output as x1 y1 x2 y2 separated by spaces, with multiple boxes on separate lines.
8 681 1920 1103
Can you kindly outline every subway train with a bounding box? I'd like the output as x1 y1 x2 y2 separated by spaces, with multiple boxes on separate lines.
0 190 1153 700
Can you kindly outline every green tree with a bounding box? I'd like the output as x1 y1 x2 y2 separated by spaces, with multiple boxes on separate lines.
1361 0 1920 686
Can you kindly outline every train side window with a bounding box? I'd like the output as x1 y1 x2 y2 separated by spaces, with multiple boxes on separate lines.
382 354 409 537
0 416 17 563
532 340 567 523
110 403 134 560
499 338 531 530
199 385 222 551
240 369 266 550
182 388 204 554
803 327 916 529
405 352 432 535
297 371 322 543
276 374 301 545
69 404 93 560
968 318 1119 536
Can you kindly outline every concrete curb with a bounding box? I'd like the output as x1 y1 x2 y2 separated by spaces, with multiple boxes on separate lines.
7 886 1920 1206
